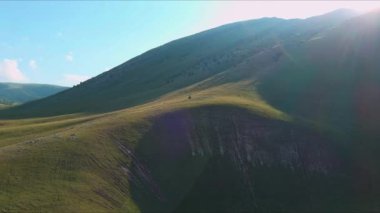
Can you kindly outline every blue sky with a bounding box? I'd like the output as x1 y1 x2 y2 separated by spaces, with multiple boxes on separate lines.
1 1 379 86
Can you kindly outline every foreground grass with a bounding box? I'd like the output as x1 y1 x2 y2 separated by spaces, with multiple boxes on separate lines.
0 81 289 212
0 104 10 109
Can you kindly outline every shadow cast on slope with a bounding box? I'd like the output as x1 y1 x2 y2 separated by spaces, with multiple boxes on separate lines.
123 106 360 212
256 20 380 204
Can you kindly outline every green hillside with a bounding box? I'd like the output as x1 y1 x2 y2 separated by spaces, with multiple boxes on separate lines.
1 9 380 212
0 82 67 105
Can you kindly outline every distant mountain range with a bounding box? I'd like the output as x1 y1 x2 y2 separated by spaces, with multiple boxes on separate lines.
0 82 67 105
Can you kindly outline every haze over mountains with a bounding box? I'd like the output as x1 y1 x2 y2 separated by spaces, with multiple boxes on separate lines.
0 82 67 105
1 9 380 212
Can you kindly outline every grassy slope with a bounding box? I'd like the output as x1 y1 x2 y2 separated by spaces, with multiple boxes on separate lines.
0 82 290 212
0 83 374 211
0 18 287 117
1 10 379 212
1 75 376 211
0 104 10 109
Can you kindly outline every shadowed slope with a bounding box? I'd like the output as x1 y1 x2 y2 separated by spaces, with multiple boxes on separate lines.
129 106 355 212
258 10 380 132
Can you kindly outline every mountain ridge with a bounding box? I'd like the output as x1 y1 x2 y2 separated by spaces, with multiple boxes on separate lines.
0 9 359 118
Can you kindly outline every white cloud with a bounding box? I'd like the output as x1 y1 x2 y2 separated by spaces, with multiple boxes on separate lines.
63 74 90 86
65 52 74 62
29 59 37 70
0 59 28 82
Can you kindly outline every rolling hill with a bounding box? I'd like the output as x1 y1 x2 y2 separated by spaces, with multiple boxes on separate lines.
0 82 67 105
1 9 380 212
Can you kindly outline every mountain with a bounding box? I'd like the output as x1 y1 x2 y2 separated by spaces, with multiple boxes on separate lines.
0 82 67 105
1 9 380 212
0 9 358 118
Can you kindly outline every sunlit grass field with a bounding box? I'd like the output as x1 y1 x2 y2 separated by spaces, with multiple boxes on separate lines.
0 81 291 212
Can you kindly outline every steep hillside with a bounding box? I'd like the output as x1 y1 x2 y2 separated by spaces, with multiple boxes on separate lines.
0 82 67 105
130 106 351 212
0 92 364 212
0 97 376 212
0 9 357 118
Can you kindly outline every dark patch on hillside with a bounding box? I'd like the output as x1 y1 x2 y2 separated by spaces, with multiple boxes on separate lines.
120 106 367 212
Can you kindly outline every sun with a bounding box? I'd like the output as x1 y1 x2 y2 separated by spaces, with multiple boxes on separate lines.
345 1 380 12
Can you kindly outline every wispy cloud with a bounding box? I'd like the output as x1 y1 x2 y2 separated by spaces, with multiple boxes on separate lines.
0 59 28 82
29 59 37 70
65 52 74 62
63 74 90 86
